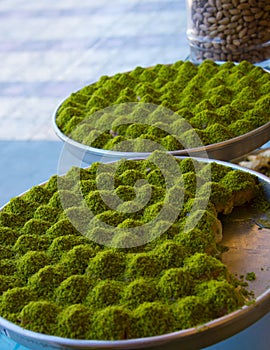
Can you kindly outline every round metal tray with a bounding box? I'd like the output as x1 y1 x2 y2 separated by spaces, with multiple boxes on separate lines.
52 62 270 163
52 110 270 163
0 159 270 350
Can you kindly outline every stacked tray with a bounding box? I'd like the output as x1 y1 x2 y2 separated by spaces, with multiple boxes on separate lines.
52 60 270 163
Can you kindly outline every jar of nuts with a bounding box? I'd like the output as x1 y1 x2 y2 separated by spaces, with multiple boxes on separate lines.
186 0 270 64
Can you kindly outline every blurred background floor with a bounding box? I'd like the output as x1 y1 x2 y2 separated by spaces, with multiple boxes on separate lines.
0 0 188 140
0 1 270 349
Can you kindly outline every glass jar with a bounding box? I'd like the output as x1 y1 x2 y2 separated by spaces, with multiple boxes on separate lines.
185 0 270 65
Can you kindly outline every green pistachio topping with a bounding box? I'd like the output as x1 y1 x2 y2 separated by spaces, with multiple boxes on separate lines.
55 60 269 152
0 152 265 340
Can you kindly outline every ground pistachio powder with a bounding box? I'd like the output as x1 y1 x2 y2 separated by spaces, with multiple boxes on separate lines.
55 60 270 152
0 151 266 340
